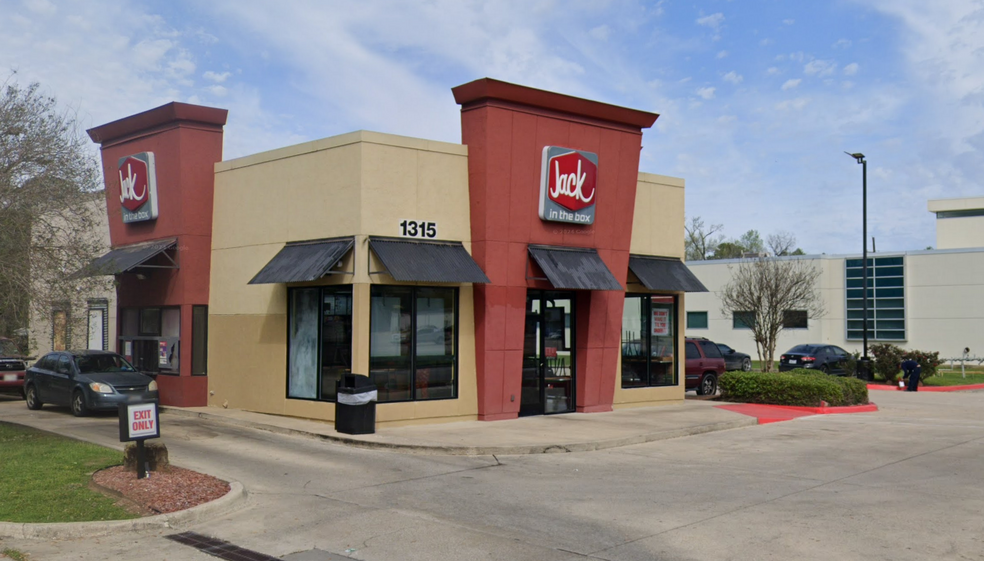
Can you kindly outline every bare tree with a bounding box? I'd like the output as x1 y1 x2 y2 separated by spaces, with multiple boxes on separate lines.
0 79 108 353
767 231 798 256
684 216 724 261
720 258 825 371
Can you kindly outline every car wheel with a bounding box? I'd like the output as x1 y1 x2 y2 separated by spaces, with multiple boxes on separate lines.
25 385 42 410
71 390 89 417
697 373 717 396
742 358 752 372
820 365 829 374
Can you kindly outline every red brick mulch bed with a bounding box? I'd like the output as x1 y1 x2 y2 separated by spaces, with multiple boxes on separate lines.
92 465 230 515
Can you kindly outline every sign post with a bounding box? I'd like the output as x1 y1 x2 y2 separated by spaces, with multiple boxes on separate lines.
118 401 160 479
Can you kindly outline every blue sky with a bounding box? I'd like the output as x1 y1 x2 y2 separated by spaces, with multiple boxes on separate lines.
2 0 981 254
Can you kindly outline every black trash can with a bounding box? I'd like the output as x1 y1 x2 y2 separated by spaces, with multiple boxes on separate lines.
856 357 873 381
335 373 377 435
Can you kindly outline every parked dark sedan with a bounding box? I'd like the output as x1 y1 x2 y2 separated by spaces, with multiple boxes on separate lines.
779 344 851 374
716 343 752 372
24 350 158 416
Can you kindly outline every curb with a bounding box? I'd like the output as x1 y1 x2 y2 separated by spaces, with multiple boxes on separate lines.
0 481 247 540
868 383 984 392
161 407 759 456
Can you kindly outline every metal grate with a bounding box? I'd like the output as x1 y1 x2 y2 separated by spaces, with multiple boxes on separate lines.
166 532 281 561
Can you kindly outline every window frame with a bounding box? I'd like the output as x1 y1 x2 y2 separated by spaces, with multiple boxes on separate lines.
368 285 460 403
620 293 679 389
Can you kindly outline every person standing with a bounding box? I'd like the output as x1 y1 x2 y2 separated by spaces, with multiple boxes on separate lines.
901 359 922 392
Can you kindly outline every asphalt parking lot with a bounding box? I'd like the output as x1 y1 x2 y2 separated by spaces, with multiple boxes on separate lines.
1 389 983 561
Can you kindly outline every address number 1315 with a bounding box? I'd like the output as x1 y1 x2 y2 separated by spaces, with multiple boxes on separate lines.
399 220 437 239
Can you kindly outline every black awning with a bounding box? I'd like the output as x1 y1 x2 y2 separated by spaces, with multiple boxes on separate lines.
628 255 708 292
74 238 178 277
527 245 622 291
368 237 490 283
249 237 354 284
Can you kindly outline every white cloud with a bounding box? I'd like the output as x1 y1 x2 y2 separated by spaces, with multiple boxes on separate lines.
843 62 859 76
25 0 57 16
723 71 743 84
767 67 780 75
832 38 852 49
783 19 795 25
716 50 728 59
589 24 609 41
696 13 725 30
760 38 774 46
804 59 837 77
696 86 716 99
781 78 801 90
775 97 809 111
205 85 228 97
203 70 231 83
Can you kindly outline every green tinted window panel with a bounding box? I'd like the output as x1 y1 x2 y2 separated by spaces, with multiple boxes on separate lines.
846 300 864 309
876 331 906 340
877 309 905 319
845 259 863 268
687 311 708 329
847 310 867 319
876 257 904 266
875 266 904 277
846 268 864 278
876 320 905 330
874 298 904 309
875 277 903 287
876 287 904 298
846 278 865 288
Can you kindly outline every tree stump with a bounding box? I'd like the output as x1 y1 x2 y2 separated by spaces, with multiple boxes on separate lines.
123 441 169 471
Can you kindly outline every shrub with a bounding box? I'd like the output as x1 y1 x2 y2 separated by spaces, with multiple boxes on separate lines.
719 370 869 407
869 343 904 382
901 349 941 380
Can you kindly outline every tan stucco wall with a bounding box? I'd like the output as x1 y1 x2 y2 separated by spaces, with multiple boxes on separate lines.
630 173 686 259
208 131 479 426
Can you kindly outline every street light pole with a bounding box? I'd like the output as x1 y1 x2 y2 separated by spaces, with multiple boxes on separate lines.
846 152 869 379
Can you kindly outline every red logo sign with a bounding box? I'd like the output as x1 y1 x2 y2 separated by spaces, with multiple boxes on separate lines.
119 156 149 212
547 151 597 212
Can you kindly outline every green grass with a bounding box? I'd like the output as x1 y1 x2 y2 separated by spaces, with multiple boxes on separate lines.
2 548 28 561
0 422 137 523
751 360 780 372
923 369 984 386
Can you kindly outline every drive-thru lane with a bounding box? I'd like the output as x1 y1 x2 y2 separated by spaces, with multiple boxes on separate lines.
1 389 983 560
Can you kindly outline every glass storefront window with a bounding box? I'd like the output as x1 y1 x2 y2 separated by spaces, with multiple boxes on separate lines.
287 286 353 401
288 288 319 399
370 286 457 402
621 294 678 388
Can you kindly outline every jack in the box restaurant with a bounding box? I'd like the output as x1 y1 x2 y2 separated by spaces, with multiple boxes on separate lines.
82 78 707 427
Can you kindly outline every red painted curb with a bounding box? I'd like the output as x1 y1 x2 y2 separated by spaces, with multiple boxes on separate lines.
715 402 878 424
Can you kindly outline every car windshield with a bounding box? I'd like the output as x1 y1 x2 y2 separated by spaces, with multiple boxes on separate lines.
717 344 732 352
75 354 137 374
788 345 818 354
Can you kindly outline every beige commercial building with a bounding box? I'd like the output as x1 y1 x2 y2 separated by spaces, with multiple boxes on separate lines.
84 79 707 428
684 197 984 362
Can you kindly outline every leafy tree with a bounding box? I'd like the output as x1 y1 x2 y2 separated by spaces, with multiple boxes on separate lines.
712 242 745 259
684 216 724 261
720 257 825 371
0 79 107 353
737 229 765 255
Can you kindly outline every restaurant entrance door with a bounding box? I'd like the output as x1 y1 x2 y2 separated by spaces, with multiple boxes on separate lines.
520 291 576 416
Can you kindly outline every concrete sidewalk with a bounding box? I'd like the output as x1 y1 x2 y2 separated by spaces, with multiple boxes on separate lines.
162 399 760 456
